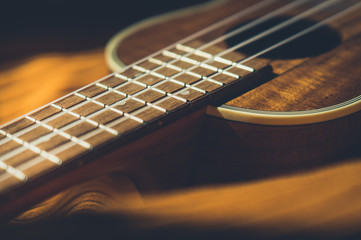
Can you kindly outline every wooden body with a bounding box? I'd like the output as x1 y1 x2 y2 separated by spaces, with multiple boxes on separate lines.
107 0 361 181
1 0 361 238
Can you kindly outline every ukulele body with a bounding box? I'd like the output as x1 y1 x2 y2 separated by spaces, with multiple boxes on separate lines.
105 0 361 182
3 0 361 223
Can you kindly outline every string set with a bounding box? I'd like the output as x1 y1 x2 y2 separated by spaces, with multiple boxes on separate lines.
0 0 360 183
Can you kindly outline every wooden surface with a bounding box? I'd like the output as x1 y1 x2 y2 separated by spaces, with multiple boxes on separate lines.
0 33 271 217
1 0 361 239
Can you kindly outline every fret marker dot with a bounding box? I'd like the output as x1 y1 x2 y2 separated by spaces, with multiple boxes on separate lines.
181 90 190 95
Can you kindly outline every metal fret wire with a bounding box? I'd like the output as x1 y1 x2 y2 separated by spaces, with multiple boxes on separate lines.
0 53 234 181
50 104 118 136
0 0 354 182
0 0 278 131
98 0 337 102
122 0 309 80
0 0 334 179
25 115 92 149
158 0 339 84
73 92 146 122
0 131 61 166
0 0 319 131
137 0 350 105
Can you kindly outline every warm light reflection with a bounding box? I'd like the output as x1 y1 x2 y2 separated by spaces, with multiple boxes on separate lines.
0 49 108 125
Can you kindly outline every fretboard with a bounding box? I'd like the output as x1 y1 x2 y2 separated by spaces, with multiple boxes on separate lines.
0 41 270 197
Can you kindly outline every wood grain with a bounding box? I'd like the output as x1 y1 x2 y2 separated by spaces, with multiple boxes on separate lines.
1 0 361 239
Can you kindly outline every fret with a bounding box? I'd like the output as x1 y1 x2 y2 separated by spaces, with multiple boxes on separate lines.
151 53 173 63
176 43 255 72
137 60 160 70
0 129 61 165
0 146 30 165
175 88 207 102
0 139 22 156
115 81 146 95
132 59 210 95
76 90 145 121
45 112 79 129
153 96 187 111
107 117 143 134
89 109 123 125
1 118 34 135
35 134 70 151
121 65 190 102
112 98 145 113
49 141 89 163
165 47 187 57
134 89 165 103
16 125 52 143
155 80 184 93
29 105 62 121
94 91 126 105
161 48 237 83
171 59 194 69
51 103 118 136
205 59 230 70
191 65 218 77
193 80 223 93
54 94 85 109
98 75 127 88
174 72 202 84
96 76 169 114
75 90 140 117
121 67 145 79
136 74 164 86
0 162 26 181
0 35 270 199
149 53 217 92
195 46 229 69
225 66 255 77
2 148 39 167
19 156 58 180
129 66 187 94
162 50 195 64
26 115 92 149
211 72 239 84
78 128 117 147
132 106 166 122
64 121 98 138
155 65 181 77
176 43 212 59
78 84 167 126
72 102 103 117
0 132 5 140
78 84 107 98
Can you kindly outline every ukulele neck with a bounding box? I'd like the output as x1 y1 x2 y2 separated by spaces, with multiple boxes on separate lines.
0 41 271 220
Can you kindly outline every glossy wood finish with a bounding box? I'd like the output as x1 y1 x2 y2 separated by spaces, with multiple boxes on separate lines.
1 0 361 239
107 0 361 177
112 0 361 112
0 38 271 219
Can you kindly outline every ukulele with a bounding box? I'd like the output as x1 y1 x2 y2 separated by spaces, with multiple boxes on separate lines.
1 0 361 223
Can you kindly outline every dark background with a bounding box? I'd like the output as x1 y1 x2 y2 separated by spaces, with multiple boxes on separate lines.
0 0 207 64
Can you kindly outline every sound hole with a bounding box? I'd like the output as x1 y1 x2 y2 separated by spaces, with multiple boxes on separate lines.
225 16 341 59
